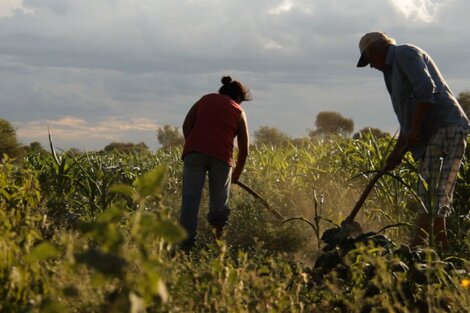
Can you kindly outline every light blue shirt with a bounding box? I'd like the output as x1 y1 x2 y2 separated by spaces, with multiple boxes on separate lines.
383 44 469 159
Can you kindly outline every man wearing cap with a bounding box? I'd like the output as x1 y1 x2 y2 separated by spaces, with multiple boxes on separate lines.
357 32 470 249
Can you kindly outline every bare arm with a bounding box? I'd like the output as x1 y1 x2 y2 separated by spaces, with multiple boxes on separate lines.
182 102 199 139
232 111 249 183
406 102 431 144
385 131 407 170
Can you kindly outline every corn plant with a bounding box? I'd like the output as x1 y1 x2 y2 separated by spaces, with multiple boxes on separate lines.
2 135 470 312
0 155 62 310
64 166 186 311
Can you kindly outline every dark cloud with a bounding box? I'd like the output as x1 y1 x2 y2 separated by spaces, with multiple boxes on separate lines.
1 0 469 149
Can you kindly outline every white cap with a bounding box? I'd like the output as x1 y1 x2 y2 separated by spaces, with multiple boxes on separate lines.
357 32 395 67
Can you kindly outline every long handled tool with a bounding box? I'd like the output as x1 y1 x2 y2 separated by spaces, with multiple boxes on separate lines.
341 170 385 233
321 169 387 247
342 142 410 232
233 181 284 220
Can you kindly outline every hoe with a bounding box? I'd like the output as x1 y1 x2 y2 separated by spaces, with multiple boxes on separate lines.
322 143 410 247
233 181 284 220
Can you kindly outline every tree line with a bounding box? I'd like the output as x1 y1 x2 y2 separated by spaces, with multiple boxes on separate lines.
2 92 470 158
152 111 386 149
158 91 470 148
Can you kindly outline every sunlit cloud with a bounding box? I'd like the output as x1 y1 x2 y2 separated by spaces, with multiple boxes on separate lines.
269 0 294 15
261 38 283 50
269 0 313 15
17 116 160 144
48 116 88 127
0 0 34 18
389 0 443 22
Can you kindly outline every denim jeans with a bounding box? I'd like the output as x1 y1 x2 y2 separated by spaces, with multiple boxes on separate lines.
180 152 232 247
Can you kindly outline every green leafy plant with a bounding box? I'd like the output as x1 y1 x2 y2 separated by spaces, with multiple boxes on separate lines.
2 136 470 312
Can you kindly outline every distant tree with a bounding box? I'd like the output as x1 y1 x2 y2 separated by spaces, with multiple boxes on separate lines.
66 147 84 156
29 141 44 151
253 126 291 147
103 142 149 154
353 127 390 140
458 91 470 118
309 111 354 138
0 118 25 160
24 141 50 156
157 125 184 149
290 137 312 147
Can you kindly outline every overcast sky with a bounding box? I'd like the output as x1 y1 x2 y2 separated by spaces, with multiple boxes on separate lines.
1 0 470 150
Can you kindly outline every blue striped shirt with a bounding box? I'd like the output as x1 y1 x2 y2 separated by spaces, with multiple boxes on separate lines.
383 44 469 159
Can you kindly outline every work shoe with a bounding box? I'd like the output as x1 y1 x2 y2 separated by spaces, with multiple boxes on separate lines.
180 239 195 253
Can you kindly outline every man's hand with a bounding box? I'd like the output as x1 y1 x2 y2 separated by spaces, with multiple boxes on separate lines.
384 142 409 171
384 152 403 171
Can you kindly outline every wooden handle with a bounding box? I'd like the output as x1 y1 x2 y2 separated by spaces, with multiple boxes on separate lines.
344 143 409 224
344 170 385 224
234 181 284 220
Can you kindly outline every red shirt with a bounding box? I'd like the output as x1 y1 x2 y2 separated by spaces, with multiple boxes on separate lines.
183 93 243 166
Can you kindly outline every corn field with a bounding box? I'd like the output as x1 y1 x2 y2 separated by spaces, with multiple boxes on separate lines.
2 134 470 312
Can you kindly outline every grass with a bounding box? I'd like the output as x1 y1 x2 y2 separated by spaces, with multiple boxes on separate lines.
1 135 470 312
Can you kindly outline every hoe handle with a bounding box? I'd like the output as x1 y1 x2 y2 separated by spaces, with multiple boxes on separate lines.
234 181 284 220
344 170 385 224
345 143 410 224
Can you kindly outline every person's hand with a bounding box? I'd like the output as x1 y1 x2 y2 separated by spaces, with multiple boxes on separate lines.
231 173 240 183
384 144 408 171
384 153 402 171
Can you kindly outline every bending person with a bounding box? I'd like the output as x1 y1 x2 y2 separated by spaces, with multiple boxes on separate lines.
180 76 251 250
356 32 470 249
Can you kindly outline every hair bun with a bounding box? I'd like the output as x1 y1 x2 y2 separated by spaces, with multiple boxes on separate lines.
221 76 232 85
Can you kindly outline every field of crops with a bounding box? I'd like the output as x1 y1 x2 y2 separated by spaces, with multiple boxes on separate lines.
2 135 470 312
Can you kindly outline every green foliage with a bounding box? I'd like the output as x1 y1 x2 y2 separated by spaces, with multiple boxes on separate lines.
66 166 186 311
0 117 26 161
2 136 470 311
319 243 470 312
353 126 391 139
103 141 149 153
24 141 50 156
27 242 61 262
458 91 470 118
0 156 60 310
448 141 470 257
161 246 309 312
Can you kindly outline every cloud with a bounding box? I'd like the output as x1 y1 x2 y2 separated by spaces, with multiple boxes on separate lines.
1 0 470 150
269 0 294 15
48 116 87 127
0 0 34 18
389 0 443 22
16 116 160 149
0 1 367 74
